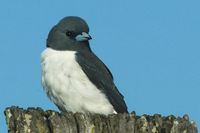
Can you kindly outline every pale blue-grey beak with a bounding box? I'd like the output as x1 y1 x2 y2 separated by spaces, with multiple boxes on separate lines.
75 32 92 41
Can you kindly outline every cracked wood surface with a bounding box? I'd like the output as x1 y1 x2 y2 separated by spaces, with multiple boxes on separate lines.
4 106 198 133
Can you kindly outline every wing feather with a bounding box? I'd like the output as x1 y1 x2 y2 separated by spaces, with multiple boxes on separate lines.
75 52 128 113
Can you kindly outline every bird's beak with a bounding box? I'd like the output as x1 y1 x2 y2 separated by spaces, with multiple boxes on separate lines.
75 32 92 42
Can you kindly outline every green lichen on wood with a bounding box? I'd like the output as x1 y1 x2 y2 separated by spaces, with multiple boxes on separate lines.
4 106 198 133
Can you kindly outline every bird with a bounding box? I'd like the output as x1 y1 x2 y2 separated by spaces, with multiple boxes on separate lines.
41 16 128 115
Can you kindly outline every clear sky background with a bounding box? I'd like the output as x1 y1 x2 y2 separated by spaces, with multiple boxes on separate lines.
0 0 199 132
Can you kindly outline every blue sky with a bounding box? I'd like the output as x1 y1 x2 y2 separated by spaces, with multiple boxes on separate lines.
0 0 199 132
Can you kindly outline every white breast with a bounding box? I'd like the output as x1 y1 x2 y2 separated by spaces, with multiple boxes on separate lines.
41 48 115 115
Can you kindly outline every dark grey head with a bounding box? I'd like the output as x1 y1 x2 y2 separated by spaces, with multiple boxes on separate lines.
47 16 92 51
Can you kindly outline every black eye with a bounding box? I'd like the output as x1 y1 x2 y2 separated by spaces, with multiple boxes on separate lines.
66 31 73 37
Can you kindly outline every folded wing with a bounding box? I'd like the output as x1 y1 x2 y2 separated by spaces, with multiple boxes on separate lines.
75 51 128 113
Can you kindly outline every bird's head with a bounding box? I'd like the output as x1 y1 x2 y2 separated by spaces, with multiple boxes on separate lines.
47 16 92 51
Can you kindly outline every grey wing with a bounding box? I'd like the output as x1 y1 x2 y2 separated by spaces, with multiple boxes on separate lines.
75 52 128 113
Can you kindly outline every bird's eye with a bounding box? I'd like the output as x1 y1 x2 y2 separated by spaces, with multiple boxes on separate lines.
66 31 73 37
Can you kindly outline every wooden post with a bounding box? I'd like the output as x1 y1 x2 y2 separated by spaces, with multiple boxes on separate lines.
4 106 197 133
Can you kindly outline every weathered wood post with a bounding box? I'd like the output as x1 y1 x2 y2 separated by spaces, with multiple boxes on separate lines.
4 106 197 133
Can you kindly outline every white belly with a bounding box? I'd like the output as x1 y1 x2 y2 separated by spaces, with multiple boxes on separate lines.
41 48 115 115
